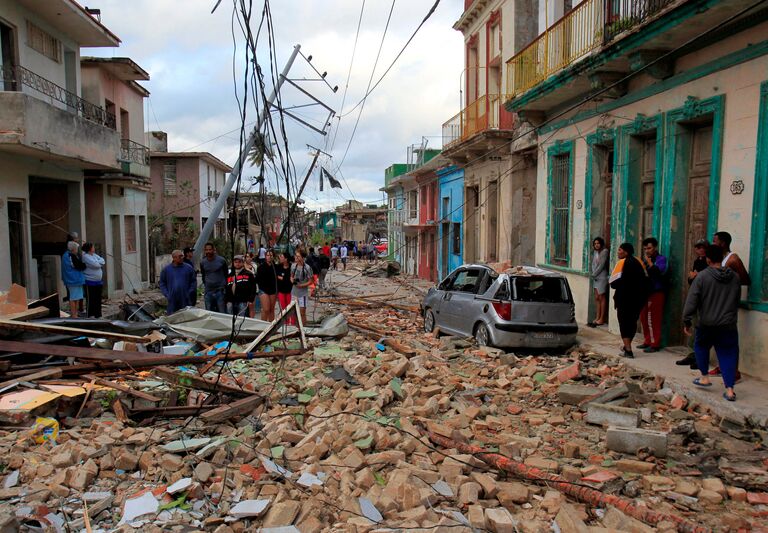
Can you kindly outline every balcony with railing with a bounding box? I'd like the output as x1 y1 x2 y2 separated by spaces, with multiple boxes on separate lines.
442 93 517 151
505 0 682 108
119 138 151 179
0 63 120 169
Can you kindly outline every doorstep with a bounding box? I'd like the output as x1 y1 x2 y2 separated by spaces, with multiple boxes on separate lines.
577 325 768 428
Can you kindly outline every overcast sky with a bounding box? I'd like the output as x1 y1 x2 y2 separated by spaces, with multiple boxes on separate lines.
87 0 464 211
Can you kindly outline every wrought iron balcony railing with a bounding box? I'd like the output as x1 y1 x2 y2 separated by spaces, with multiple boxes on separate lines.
1 63 116 129
506 0 675 98
120 138 150 165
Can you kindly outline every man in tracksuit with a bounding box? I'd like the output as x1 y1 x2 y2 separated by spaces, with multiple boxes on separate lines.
638 237 668 352
683 244 741 402
225 255 256 316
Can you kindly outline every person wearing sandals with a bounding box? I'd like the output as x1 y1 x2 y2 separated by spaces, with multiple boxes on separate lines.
683 244 740 401
609 243 648 359
588 237 609 327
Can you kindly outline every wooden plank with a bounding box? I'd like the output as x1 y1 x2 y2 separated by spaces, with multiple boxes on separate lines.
0 367 62 391
242 300 298 353
0 319 150 342
200 395 263 423
0 307 50 321
153 366 251 397
82 374 162 402
0 348 308 378
0 339 153 362
128 405 216 418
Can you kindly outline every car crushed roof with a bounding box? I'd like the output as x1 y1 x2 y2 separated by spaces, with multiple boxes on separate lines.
456 263 565 278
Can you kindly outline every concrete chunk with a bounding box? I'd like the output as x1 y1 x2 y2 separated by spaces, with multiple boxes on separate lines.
586 403 641 428
557 384 599 405
606 426 668 458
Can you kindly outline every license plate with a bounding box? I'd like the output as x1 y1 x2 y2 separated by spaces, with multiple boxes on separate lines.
532 332 555 339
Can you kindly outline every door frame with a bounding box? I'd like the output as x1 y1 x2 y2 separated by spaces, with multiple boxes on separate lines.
659 95 725 345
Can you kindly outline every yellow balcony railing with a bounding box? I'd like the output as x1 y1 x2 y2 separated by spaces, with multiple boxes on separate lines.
506 0 677 98
442 94 514 149
506 0 603 97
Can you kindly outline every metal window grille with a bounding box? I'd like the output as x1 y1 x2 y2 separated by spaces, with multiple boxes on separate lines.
163 161 177 196
550 153 571 265
26 20 61 63
452 222 461 255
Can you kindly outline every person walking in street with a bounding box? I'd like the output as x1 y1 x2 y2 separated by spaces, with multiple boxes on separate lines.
275 252 294 324
62 240 85 318
709 231 751 380
82 242 105 318
638 237 668 352
609 242 648 359
330 242 339 271
588 237 609 327
225 255 257 317
318 249 330 291
340 242 348 271
306 247 321 296
256 250 278 322
676 239 710 368
291 248 314 324
322 242 331 258
182 247 197 306
200 242 228 313
159 250 197 314
684 244 741 401
257 243 267 265
243 253 259 318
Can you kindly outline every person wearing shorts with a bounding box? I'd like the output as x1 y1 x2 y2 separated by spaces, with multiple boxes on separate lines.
291 248 314 324
256 250 278 322
275 252 294 324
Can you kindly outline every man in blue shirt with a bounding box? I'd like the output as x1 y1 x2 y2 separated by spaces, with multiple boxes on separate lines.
160 250 196 314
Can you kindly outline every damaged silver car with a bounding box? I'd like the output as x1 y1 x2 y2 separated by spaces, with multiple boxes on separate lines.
422 264 577 349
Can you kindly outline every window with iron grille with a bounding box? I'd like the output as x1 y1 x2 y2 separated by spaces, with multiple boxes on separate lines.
26 20 60 62
549 150 572 266
452 222 461 255
163 160 177 196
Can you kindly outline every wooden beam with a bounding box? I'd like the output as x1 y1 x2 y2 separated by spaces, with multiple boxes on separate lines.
0 348 308 378
0 339 155 362
242 300 298 353
128 405 216 418
200 394 263 423
0 367 62 392
0 319 151 342
153 366 252 397
81 374 162 402
0 307 50 321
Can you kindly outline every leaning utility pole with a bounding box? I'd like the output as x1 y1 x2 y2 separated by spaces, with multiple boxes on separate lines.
192 44 302 265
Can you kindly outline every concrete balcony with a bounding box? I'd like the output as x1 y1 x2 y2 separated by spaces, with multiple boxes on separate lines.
119 138 151 179
441 94 517 160
504 0 757 114
0 65 120 170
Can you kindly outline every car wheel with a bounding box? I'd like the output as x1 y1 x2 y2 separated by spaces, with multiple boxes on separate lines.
423 309 436 333
475 322 491 347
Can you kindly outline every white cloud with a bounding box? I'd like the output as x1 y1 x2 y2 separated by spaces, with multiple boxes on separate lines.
87 0 465 211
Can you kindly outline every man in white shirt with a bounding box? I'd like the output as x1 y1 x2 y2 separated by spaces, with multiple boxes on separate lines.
340 243 348 271
257 245 267 265
330 243 339 271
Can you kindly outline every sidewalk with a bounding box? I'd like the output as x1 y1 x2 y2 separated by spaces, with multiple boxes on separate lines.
578 325 768 427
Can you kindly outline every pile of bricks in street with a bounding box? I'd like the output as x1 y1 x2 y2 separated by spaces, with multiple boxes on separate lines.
0 289 767 532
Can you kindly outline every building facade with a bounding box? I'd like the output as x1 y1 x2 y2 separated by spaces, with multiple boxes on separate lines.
0 0 154 302
443 0 537 268
383 163 408 263
148 132 232 254
81 57 151 297
437 165 464 280
336 200 387 244
502 0 768 378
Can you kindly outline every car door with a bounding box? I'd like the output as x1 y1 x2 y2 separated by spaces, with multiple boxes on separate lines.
441 267 484 335
428 269 458 330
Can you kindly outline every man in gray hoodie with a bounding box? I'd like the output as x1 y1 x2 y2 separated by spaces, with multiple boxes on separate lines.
683 244 740 401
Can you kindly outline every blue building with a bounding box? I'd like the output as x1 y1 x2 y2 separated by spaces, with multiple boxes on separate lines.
437 165 464 280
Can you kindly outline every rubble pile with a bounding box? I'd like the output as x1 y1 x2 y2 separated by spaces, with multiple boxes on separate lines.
0 282 766 531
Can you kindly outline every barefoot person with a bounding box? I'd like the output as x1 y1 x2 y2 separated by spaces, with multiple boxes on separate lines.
588 237 609 327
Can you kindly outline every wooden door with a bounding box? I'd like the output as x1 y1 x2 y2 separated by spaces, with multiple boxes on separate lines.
640 138 656 240
683 126 712 301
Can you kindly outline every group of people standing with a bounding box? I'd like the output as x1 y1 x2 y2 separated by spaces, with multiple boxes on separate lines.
61 233 106 319
159 242 324 325
590 231 750 401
